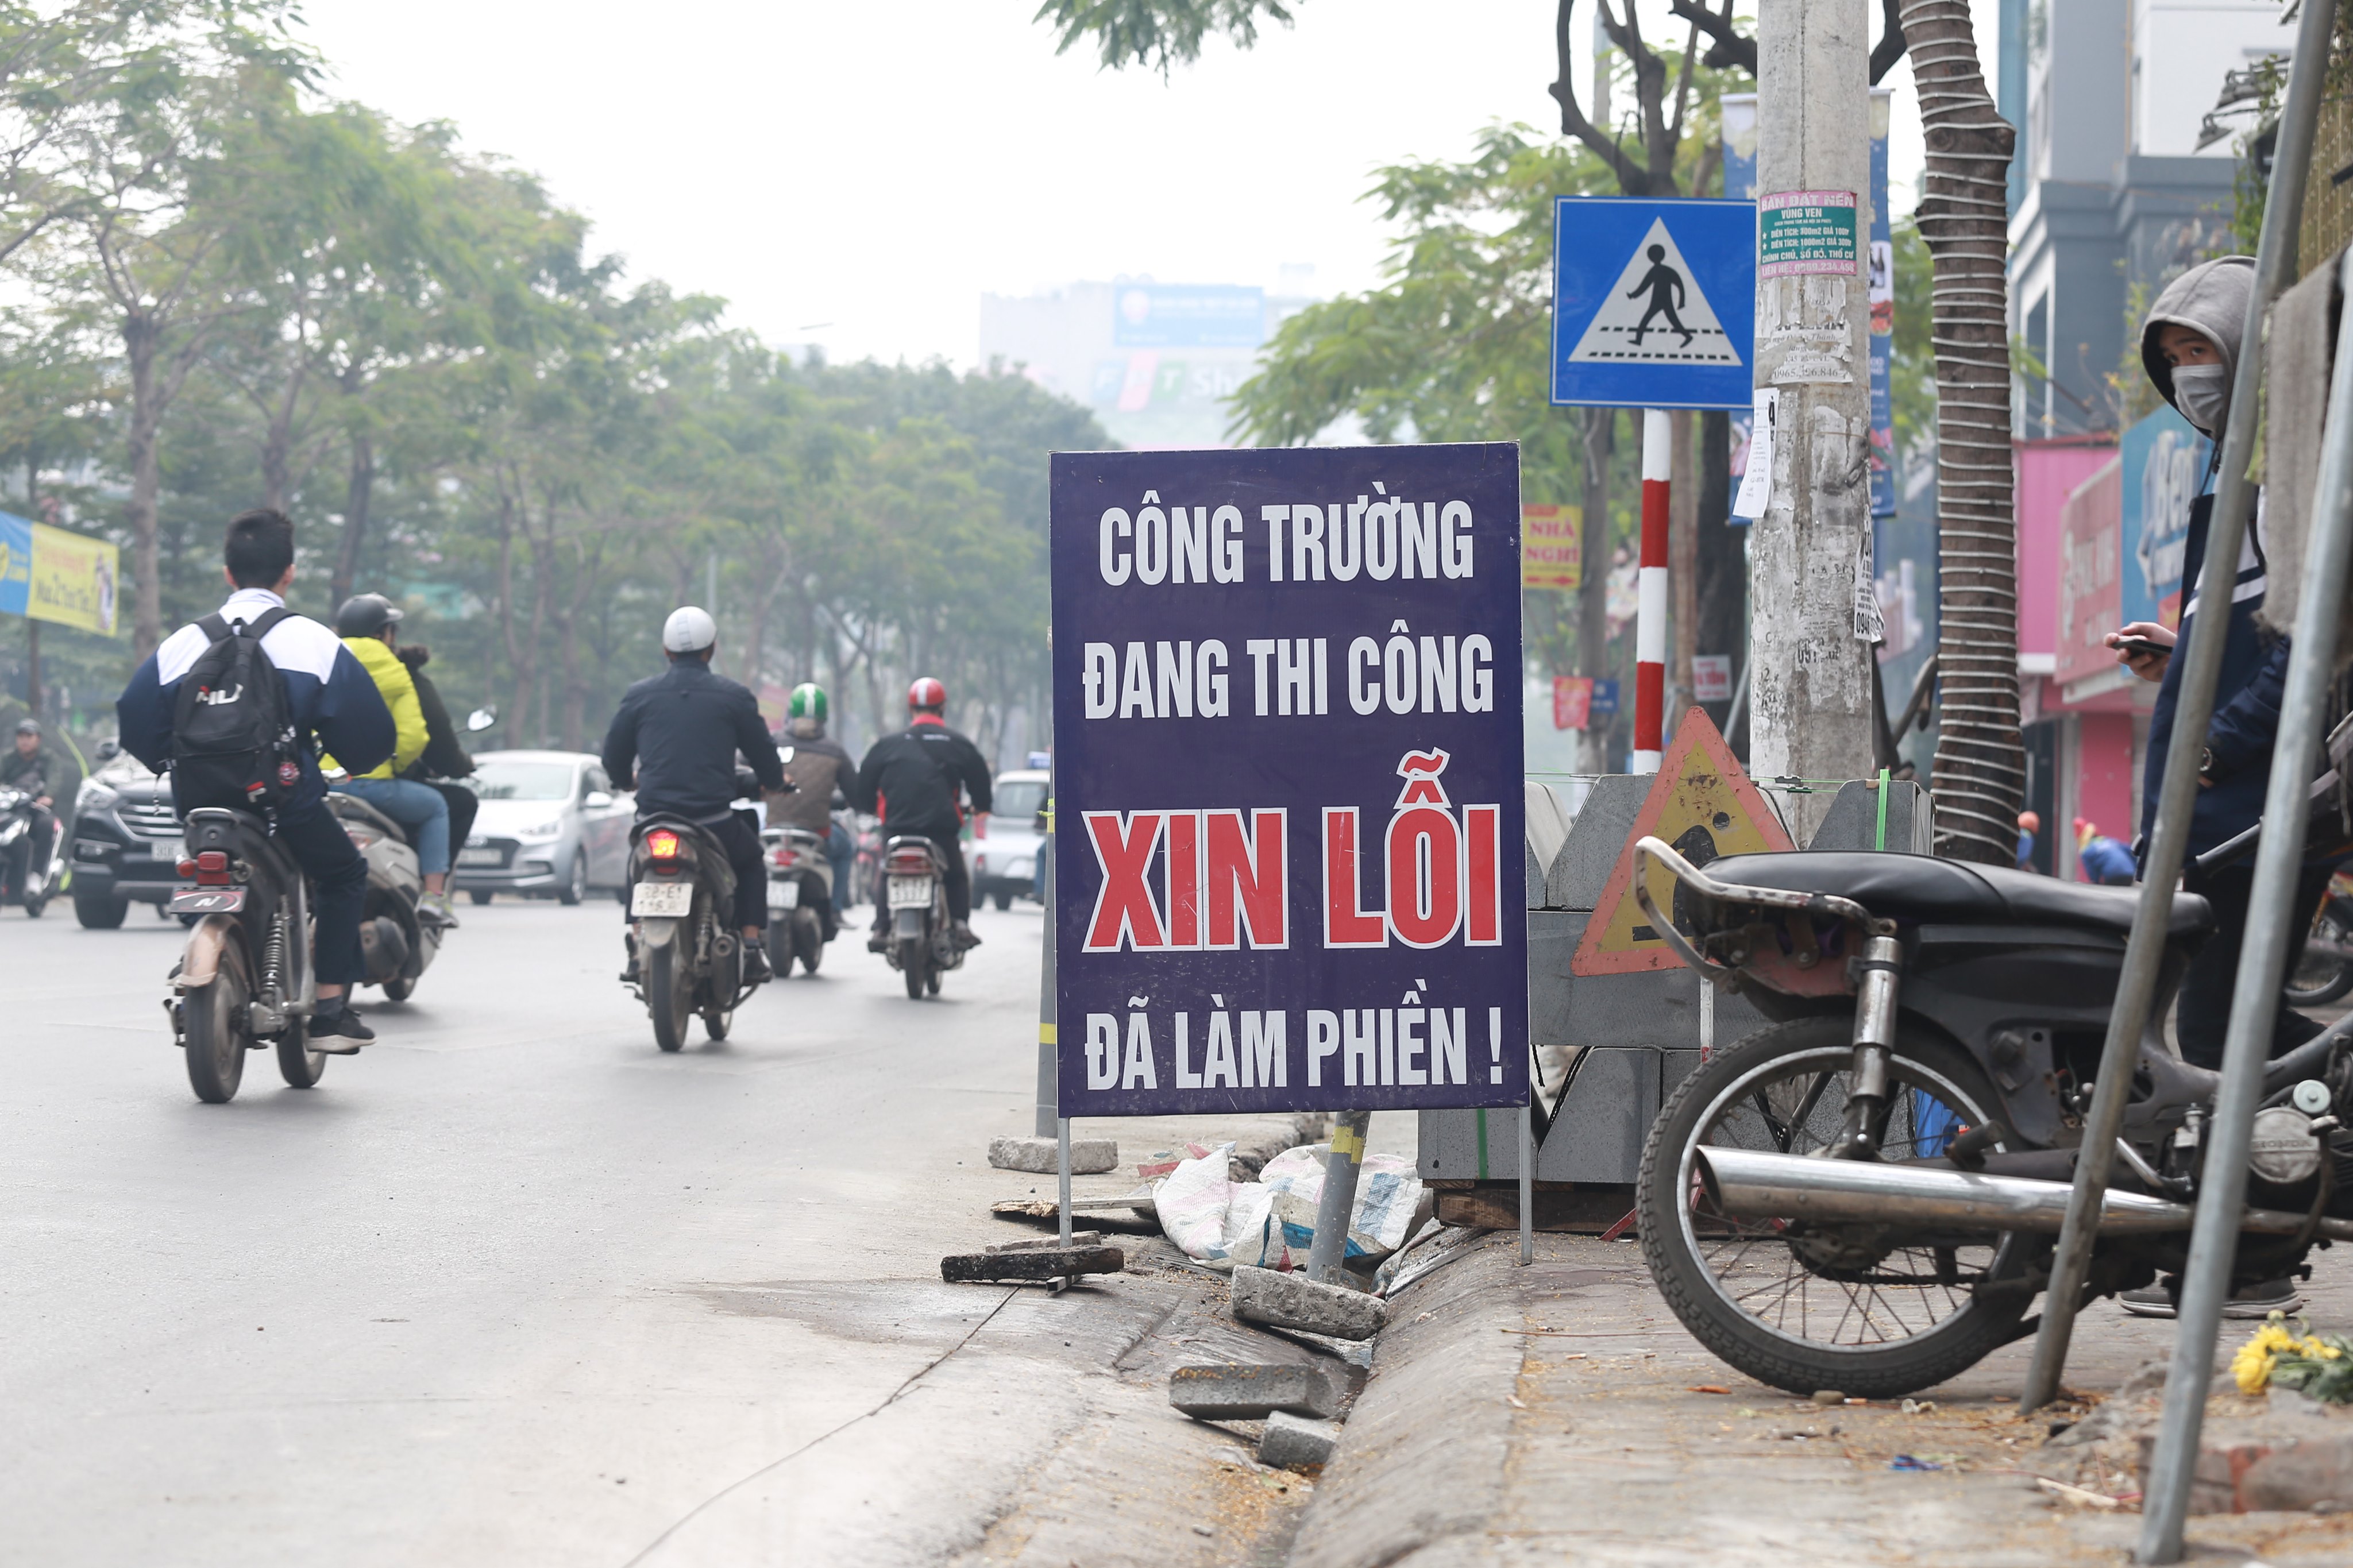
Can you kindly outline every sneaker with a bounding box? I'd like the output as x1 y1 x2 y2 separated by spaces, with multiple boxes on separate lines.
309 1009 375 1052
418 901 459 930
951 921 982 950
2222 1279 2307 1319
2119 1276 2306 1319
867 930 891 954
743 944 773 984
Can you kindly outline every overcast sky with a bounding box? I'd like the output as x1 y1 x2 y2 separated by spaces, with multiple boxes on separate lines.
296 1 1992 370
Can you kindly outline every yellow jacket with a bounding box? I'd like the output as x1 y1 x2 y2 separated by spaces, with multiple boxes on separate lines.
326 635 427 780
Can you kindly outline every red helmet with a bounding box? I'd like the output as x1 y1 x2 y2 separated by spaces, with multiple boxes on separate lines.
907 676 947 711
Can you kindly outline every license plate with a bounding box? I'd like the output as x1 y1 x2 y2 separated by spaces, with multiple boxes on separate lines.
888 875 934 910
769 879 800 910
169 887 245 914
631 880 693 917
457 847 503 867
149 838 185 862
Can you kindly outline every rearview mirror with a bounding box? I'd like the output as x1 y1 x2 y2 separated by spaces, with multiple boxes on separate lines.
465 707 497 732
584 790 613 809
95 739 121 761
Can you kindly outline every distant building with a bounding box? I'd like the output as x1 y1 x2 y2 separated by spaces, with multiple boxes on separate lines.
979 277 1316 450
2007 0 2290 438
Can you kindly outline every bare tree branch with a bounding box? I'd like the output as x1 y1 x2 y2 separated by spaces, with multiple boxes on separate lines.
1667 0 1754 76
1548 0 1653 194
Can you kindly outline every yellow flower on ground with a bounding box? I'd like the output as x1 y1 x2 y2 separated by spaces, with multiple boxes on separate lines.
2232 1337 2277 1393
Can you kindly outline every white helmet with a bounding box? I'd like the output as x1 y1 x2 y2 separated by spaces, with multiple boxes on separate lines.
662 605 717 654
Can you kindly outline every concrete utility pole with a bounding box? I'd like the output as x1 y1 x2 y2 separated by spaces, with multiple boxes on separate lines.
1749 0 1876 841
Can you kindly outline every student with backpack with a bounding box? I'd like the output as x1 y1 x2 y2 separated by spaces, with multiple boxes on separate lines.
115 509 396 1046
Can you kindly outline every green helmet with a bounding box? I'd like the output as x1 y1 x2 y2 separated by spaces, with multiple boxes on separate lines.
787 682 827 724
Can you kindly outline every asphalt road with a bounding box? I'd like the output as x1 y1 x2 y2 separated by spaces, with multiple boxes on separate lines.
0 894 1193 1566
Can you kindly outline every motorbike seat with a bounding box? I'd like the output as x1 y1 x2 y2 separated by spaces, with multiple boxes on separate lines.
325 791 411 847
1701 850 2216 938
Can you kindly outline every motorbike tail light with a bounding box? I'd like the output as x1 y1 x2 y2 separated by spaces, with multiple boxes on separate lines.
771 847 798 868
888 848 933 875
974 814 987 839
647 829 681 862
194 850 233 886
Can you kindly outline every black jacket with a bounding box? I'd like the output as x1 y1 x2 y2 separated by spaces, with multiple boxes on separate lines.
851 719 992 839
1 743 58 796
402 669 475 782
602 659 785 823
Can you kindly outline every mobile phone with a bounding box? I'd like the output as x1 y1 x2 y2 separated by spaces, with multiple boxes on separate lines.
2117 637 2170 659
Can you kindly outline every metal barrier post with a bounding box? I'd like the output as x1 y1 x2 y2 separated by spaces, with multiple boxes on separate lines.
2019 0 2334 1412
1306 1110 1372 1285
2139 242 2353 1563
1057 1115 1073 1249
1034 794 1056 1138
1519 1102 1534 1265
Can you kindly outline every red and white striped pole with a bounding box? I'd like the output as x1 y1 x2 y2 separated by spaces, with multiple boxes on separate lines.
1633 408 1671 773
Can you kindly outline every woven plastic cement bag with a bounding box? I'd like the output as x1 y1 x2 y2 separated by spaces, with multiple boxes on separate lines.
1260 1144 1424 1261
1155 1143 1287 1271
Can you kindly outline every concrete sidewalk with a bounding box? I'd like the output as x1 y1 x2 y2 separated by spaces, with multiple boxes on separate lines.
1289 1235 2353 1567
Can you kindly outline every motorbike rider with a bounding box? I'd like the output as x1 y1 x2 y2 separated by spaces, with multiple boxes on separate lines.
2 717 61 894
2101 255 2322 1319
772 682 857 921
601 607 787 983
394 643 480 857
115 508 395 1047
326 594 456 924
851 676 992 953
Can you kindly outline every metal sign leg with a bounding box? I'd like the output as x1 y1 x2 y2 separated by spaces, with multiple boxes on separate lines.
1306 1110 1371 1285
2020 0 2336 1417
2138 242 2353 1564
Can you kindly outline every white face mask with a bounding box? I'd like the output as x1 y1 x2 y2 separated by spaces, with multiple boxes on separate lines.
2173 363 2230 435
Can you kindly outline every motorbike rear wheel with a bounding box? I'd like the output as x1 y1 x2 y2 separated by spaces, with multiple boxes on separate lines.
647 934 693 1053
793 909 823 975
276 1017 326 1089
900 934 927 999
183 944 252 1104
1637 1016 2031 1400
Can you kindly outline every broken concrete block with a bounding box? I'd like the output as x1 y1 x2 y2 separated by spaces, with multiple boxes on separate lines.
985 1231 1102 1253
940 1245 1124 1283
2238 1435 2353 1513
1230 1265 1386 1342
988 1136 1117 1175
1168 1362 1341 1421
1259 1411 1342 1471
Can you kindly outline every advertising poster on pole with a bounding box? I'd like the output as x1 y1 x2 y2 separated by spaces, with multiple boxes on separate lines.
1050 443 1527 1117
0 512 121 635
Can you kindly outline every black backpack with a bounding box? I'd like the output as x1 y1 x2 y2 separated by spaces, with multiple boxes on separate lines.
168 608 303 813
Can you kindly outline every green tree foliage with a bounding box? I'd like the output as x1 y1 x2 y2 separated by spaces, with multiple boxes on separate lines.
0 18 1108 766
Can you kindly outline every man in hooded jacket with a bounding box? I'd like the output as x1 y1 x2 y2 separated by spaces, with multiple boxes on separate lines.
2103 254 2332 1319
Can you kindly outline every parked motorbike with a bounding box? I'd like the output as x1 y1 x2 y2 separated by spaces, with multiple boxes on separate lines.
0 774 64 916
1629 835 2353 1399
326 791 446 1003
625 764 781 1051
762 822 835 976
165 808 327 1103
878 835 966 999
2285 868 2353 1005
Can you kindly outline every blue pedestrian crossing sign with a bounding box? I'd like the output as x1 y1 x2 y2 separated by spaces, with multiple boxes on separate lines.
1551 196 1756 411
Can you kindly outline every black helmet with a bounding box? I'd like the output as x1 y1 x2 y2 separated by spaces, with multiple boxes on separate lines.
335 593 404 639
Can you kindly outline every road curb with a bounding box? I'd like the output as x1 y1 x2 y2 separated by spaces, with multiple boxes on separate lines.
1285 1234 1526 1568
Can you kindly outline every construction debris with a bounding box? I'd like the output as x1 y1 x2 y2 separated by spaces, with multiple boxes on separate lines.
986 1231 1102 1253
1257 1411 1341 1471
1168 1362 1342 1421
1230 1264 1386 1342
940 1244 1125 1283
989 1135 1118 1175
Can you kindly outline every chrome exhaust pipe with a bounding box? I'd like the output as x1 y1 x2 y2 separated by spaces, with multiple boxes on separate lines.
1694 1146 2193 1234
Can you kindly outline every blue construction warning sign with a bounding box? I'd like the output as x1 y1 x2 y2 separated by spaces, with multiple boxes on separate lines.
1550 196 1757 411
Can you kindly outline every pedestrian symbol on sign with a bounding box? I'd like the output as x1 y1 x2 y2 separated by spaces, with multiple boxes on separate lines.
1567 218 1742 368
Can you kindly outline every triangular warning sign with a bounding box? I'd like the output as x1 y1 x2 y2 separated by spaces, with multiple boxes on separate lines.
1567 217 1743 367
1570 708 1792 976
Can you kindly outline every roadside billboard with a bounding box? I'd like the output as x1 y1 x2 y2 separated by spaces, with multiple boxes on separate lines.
2055 457 2123 689
1050 443 1527 1117
0 512 121 635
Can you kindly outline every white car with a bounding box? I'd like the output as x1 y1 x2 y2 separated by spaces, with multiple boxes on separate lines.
971 767 1047 911
453 751 634 905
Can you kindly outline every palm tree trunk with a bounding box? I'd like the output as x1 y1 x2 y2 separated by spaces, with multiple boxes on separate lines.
1905 0 2023 864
